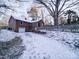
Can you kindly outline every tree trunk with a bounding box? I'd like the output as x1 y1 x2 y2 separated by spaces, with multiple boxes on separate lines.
54 0 59 26
67 19 71 24
54 15 58 25
67 14 71 24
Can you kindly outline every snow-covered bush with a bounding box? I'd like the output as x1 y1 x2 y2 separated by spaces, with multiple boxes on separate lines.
0 37 25 59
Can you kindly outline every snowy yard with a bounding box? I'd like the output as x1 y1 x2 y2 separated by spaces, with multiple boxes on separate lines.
0 29 79 59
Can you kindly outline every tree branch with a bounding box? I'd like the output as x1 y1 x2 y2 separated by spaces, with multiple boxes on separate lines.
51 0 55 6
48 2 55 12
0 4 7 8
59 1 79 15
0 4 15 11
58 0 67 12
0 11 6 15
16 0 29 2
36 0 54 17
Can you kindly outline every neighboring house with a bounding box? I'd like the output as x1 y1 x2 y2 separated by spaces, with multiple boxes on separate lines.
9 16 44 32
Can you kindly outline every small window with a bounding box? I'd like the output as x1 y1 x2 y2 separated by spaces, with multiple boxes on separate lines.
20 21 23 25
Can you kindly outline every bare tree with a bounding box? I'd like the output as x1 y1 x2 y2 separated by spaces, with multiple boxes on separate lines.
35 0 79 25
0 4 14 9
16 0 29 2
27 6 38 20
0 0 23 15
0 3 16 15
0 0 31 16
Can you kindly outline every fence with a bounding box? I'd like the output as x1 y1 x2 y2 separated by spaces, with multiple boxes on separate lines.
37 24 79 33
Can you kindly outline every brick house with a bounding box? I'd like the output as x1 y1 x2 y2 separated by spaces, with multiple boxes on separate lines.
8 16 44 32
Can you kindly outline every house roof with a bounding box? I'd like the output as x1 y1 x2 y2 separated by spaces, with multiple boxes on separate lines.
11 16 42 23
16 18 42 23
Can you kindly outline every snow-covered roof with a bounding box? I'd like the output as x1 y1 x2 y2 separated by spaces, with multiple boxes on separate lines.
13 16 42 23
17 18 42 23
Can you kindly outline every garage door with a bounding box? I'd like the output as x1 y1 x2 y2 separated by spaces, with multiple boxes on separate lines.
19 27 25 33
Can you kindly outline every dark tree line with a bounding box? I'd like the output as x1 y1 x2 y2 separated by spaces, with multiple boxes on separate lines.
65 10 78 24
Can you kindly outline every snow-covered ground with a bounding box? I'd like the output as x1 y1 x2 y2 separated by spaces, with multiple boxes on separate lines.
0 30 17 42
44 30 79 48
0 29 79 59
